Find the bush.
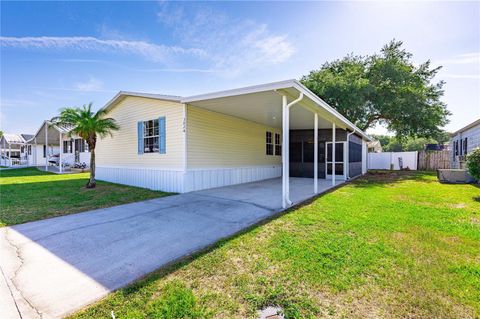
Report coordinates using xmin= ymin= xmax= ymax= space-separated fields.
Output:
xmin=466 ymin=148 xmax=480 ymax=180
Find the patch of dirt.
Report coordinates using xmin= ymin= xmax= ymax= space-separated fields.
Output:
xmin=448 ymin=203 xmax=467 ymax=209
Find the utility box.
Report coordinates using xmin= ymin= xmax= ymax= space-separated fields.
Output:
xmin=437 ymin=169 xmax=475 ymax=184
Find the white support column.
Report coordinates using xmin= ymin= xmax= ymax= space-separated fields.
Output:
xmin=59 ymin=132 xmax=63 ymax=173
xmin=314 ymin=113 xmax=318 ymax=194
xmin=2 ymin=139 xmax=5 ymax=166
xmin=72 ymin=137 xmax=76 ymax=163
xmin=45 ymin=123 xmax=48 ymax=171
xmin=34 ymin=138 xmax=37 ymax=166
xmin=282 ymin=95 xmax=289 ymax=209
xmin=8 ymin=143 xmax=12 ymax=167
xmin=332 ymin=123 xmax=336 ymax=186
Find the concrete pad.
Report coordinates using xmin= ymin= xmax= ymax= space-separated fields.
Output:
xmin=0 ymin=177 xmax=343 ymax=318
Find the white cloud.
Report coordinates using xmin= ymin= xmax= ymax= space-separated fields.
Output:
xmin=73 ymin=77 xmax=104 ymax=91
xmin=436 ymin=52 xmax=480 ymax=65
xmin=0 ymin=99 xmax=39 ymax=108
xmin=440 ymin=73 xmax=480 ymax=79
xmin=0 ymin=36 xmax=206 ymax=63
xmin=157 ymin=3 xmax=296 ymax=76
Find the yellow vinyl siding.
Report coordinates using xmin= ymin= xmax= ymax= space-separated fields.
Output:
xmin=96 ymin=96 xmax=184 ymax=169
xmin=187 ymin=105 xmax=281 ymax=168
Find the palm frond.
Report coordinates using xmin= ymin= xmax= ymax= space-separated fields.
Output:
xmin=53 ymin=103 xmax=119 ymax=143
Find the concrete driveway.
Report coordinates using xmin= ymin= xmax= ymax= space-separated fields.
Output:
xmin=0 ymin=177 xmax=342 ymax=318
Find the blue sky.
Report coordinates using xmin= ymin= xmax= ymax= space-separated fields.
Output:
xmin=1 ymin=1 xmax=479 ymax=135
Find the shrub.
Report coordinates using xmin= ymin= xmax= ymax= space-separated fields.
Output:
xmin=466 ymin=148 xmax=480 ymax=180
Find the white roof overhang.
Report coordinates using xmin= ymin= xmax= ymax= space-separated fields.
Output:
xmin=182 ymin=80 xmax=371 ymax=141
xmin=30 ymin=121 xmax=76 ymax=145
xmin=98 ymin=79 xmax=371 ymax=141
xmin=0 ymin=133 xmax=26 ymax=145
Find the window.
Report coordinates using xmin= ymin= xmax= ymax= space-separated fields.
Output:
xmin=274 ymin=133 xmax=281 ymax=156
xmin=464 ymin=138 xmax=468 ymax=155
xmin=74 ymin=139 xmax=86 ymax=153
xmin=28 ymin=145 xmax=32 ymax=155
xmin=348 ymin=142 xmax=362 ymax=163
xmin=455 ymin=140 xmax=459 ymax=156
xmin=266 ymin=131 xmax=273 ymax=155
xmin=21 ymin=146 xmax=24 ymax=153
xmin=63 ymin=140 xmax=72 ymax=153
xmin=43 ymin=145 xmax=46 ymax=158
xmin=143 ymin=119 xmax=159 ymax=153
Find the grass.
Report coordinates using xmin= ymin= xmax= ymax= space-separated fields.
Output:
xmin=71 ymin=171 xmax=480 ymax=319
xmin=0 ymin=167 xmax=170 ymax=226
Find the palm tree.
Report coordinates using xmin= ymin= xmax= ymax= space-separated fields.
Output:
xmin=53 ymin=103 xmax=119 ymax=188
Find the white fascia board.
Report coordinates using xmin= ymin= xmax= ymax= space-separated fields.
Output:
xmin=101 ymin=91 xmax=183 ymax=113
xmin=181 ymin=79 xmax=297 ymax=103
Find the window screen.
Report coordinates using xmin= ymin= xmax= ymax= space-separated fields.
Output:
xmin=274 ymin=133 xmax=281 ymax=156
xmin=266 ymin=131 xmax=273 ymax=155
xmin=349 ymin=142 xmax=362 ymax=163
xmin=144 ymin=119 xmax=159 ymax=153
xmin=327 ymin=143 xmax=344 ymax=162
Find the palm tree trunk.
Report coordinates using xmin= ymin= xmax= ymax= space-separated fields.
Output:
xmin=87 ymin=147 xmax=96 ymax=188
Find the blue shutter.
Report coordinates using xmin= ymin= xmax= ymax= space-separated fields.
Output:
xmin=137 ymin=121 xmax=144 ymax=155
xmin=159 ymin=117 xmax=166 ymax=154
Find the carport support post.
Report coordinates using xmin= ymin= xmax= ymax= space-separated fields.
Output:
xmin=59 ymin=132 xmax=63 ymax=173
xmin=282 ymin=95 xmax=289 ymax=209
xmin=314 ymin=113 xmax=318 ymax=194
xmin=332 ymin=123 xmax=336 ymax=186
xmin=45 ymin=122 xmax=48 ymax=171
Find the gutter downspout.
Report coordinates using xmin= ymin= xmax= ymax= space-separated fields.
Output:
xmin=282 ymin=92 xmax=304 ymax=208
xmin=346 ymin=129 xmax=356 ymax=180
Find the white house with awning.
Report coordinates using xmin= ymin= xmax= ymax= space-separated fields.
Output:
xmin=27 ymin=121 xmax=91 ymax=173
xmin=96 ymin=79 xmax=371 ymax=208
xmin=0 ymin=133 xmax=34 ymax=167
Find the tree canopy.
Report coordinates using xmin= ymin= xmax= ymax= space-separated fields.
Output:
xmin=52 ymin=103 xmax=119 ymax=188
xmin=370 ymin=131 xmax=449 ymax=152
xmin=301 ymin=40 xmax=450 ymax=138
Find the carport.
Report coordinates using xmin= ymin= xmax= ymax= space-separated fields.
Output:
xmin=183 ymin=80 xmax=371 ymax=208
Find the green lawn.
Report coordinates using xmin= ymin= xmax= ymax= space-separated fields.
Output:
xmin=71 ymin=171 xmax=480 ymax=319
xmin=0 ymin=167 xmax=170 ymax=226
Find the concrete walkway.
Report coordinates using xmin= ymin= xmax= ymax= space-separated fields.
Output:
xmin=0 ymin=177 xmax=343 ymax=319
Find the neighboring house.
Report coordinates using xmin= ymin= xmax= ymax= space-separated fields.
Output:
xmin=0 ymin=133 xmax=34 ymax=167
xmin=367 ymin=140 xmax=382 ymax=153
xmin=96 ymin=79 xmax=371 ymax=208
xmin=450 ymin=118 xmax=480 ymax=169
xmin=26 ymin=121 xmax=91 ymax=172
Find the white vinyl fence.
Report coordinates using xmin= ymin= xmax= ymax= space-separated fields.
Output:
xmin=368 ymin=151 xmax=418 ymax=170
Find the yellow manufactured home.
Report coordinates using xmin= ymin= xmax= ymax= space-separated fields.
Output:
xmin=96 ymin=80 xmax=371 ymax=208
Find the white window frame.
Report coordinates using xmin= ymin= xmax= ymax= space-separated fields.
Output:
xmin=143 ymin=119 xmax=160 ymax=153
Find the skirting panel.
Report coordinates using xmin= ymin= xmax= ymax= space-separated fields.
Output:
xmin=97 ymin=165 xmax=282 ymax=193
xmin=184 ymin=165 xmax=282 ymax=192
xmin=96 ymin=166 xmax=184 ymax=193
